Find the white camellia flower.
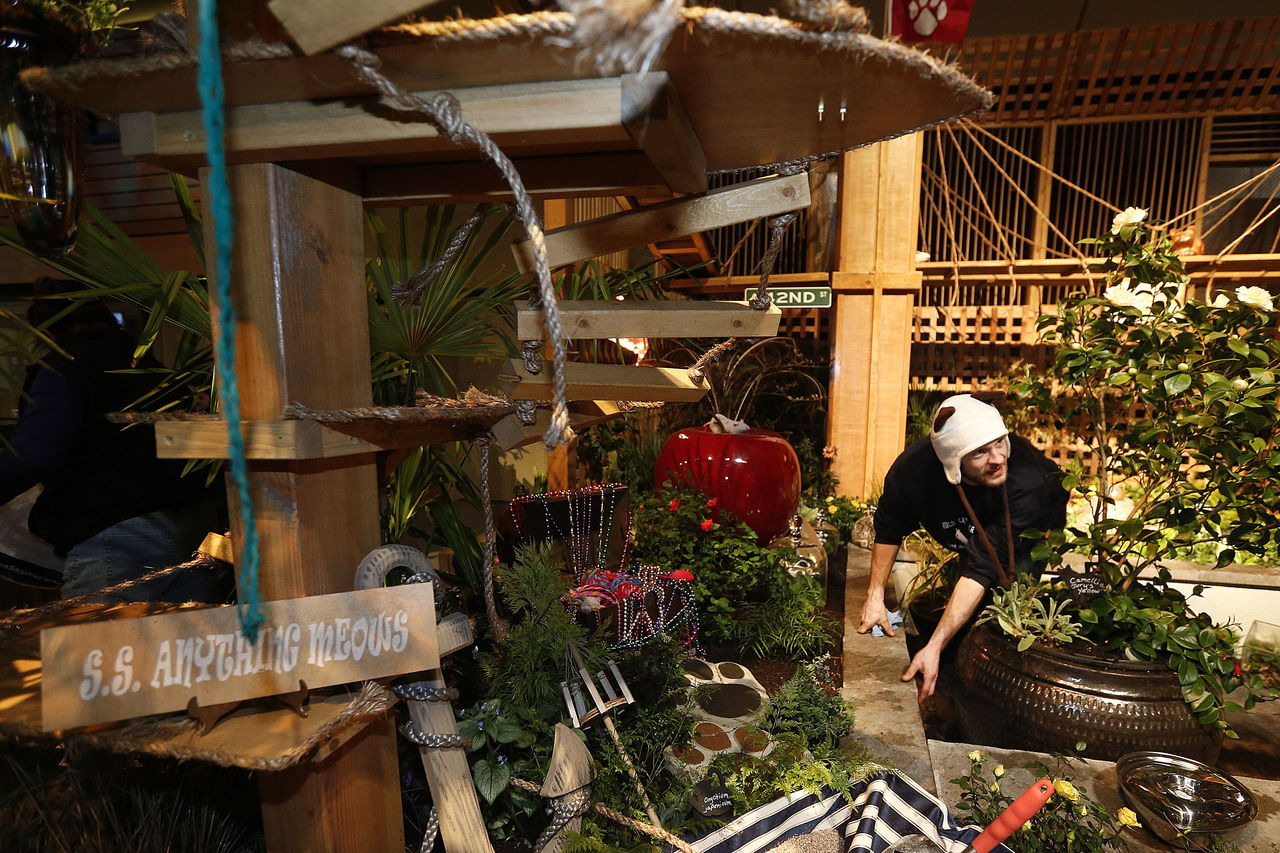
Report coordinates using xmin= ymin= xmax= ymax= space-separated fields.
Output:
xmin=1111 ymin=207 xmax=1148 ymax=234
xmin=1211 ymin=293 xmax=1231 ymax=308
xmin=1235 ymin=285 xmax=1274 ymax=312
xmin=1105 ymin=279 xmax=1154 ymax=313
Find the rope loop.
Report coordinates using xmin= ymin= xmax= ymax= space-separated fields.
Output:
xmin=399 ymin=719 xmax=470 ymax=749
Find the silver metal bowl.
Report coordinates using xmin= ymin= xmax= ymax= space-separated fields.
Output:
xmin=1116 ymin=751 xmax=1257 ymax=850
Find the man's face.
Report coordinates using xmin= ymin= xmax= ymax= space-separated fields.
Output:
xmin=960 ymin=436 xmax=1009 ymax=487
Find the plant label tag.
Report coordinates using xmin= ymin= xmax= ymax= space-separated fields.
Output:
xmin=1066 ymin=570 xmax=1107 ymax=602
xmin=40 ymin=584 xmax=436 ymax=732
xmin=691 ymin=767 xmax=734 ymax=818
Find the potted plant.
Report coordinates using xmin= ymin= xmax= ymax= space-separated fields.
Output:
xmin=0 ymin=1 xmax=124 ymax=252
xmin=954 ymin=208 xmax=1280 ymax=761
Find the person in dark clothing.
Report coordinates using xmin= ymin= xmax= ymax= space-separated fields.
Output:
xmin=857 ymin=394 xmax=1068 ymax=699
xmin=0 ymin=295 xmax=222 ymax=603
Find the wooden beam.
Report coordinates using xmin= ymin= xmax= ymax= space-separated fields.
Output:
xmin=501 ymin=360 xmax=708 ymax=403
xmin=830 ymin=271 xmax=922 ymax=293
xmin=515 ymin=299 xmax=781 ymax=341
xmin=511 ymin=172 xmax=811 ymax=273
xmin=620 ymin=73 xmax=707 ymax=195
xmin=362 ymin=151 xmax=672 ymax=205
xmin=267 ymin=0 xmax=447 ymax=55
xmin=120 ymin=77 xmax=642 ymax=173
xmin=410 ymin=670 xmax=495 ymax=852
xmin=207 ymin=162 xmax=401 ymax=852
xmin=155 ymin=419 xmax=380 ymax=460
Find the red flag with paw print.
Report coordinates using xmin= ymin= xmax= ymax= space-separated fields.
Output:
xmin=891 ymin=0 xmax=973 ymax=43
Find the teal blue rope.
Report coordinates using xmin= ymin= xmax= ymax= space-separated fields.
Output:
xmin=196 ymin=0 xmax=263 ymax=638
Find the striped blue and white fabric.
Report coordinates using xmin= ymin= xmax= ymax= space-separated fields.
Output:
xmin=677 ymin=771 xmax=1015 ymax=853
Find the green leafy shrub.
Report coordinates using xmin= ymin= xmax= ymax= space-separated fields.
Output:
xmin=978 ymin=580 xmax=1083 ymax=651
xmin=760 ymin=663 xmax=856 ymax=752
xmin=995 ymin=210 xmax=1280 ymax=731
xmin=632 ymin=484 xmax=829 ymax=652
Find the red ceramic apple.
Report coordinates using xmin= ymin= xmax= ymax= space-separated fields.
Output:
xmin=655 ymin=427 xmax=801 ymax=543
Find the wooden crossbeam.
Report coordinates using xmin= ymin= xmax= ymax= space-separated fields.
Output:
xmin=267 ymin=0 xmax=448 ymax=55
xmin=500 ymin=360 xmax=708 ymax=403
xmin=516 ymin=299 xmax=781 ymax=341
xmin=153 ymin=416 xmax=497 ymax=460
xmin=511 ymin=172 xmax=810 ymax=273
xmin=119 ymin=72 xmax=706 ymax=196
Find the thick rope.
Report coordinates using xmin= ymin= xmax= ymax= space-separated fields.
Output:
xmin=395 ymin=205 xmax=489 ymax=305
xmin=0 ymin=555 xmax=222 ymax=634
xmin=477 ymin=435 xmax=511 ymax=641
xmin=509 ymin=777 xmax=698 ymax=853
xmin=394 ymin=684 xmax=459 ymax=702
xmin=197 ymin=0 xmax=262 ymax=638
xmin=335 ymin=45 xmax=572 ymax=450
xmin=686 ymin=337 xmax=741 ymax=384
xmin=417 ymin=808 xmax=440 ymax=853
xmin=399 ymin=720 xmax=470 ymax=749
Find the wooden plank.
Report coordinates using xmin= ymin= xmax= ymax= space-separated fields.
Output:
xmin=620 ymin=73 xmax=707 ymax=195
xmin=410 ymin=670 xmax=496 ymax=853
xmin=155 ymin=419 xmax=381 ymax=460
xmin=120 ymin=77 xmax=643 ymax=172
xmin=515 ymin=299 xmax=781 ymax=340
xmin=21 ymin=17 xmax=990 ymax=173
xmin=267 ymin=0 xmax=448 ymax=55
xmin=208 ymin=162 xmax=401 ymax=852
xmin=362 ymin=151 xmax=673 ymax=205
xmin=511 ymin=172 xmax=810 ymax=273
xmin=40 ymin=584 xmax=436 ymax=731
xmin=501 ymin=360 xmax=708 ymax=403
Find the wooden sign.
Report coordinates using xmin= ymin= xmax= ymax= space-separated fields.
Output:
xmin=40 ymin=585 xmax=437 ymax=732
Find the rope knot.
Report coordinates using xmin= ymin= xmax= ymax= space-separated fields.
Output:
xmin=426 ymin=91 xmax=468 ymax=142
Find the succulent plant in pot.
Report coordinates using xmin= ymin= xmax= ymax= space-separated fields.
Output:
xmin=955 ymin=209 xmax=1280 ymax=760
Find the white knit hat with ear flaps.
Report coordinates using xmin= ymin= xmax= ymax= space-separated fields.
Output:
xmin=929 ymin=394 xmax=1010 ymax=485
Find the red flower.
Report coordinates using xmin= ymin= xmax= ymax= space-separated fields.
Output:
xmin=1234 ymin=662 xmax=1243 ymax=677
xmin=668 ymin=499 xmax=680 ymax=511
xmin=706 ymin=497 xmax=719 ymax=508
xmin=669 ymin=569 xmax=694 ymax=581
xmin=699 ymin=518 xmax=714 ymax=531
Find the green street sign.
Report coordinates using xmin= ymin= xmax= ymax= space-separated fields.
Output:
xmin=742 ymin=286 xmax=832 ymax=309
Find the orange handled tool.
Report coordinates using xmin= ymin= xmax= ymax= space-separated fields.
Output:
xmin=970 ymin=778 xmax=1054 ymax=853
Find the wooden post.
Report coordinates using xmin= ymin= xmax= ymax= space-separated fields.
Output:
xmin=543 ymin=199 xmax=575 ymax=491
xmin=827 ymin=136 xmax=923 ymax=498
xmin=205 ymin=162 xmax=404 ymax=852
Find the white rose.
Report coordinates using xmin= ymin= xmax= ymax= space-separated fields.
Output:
xmin=1111 ymin=207 xmax=1148 ymax=234
xmin=1235 ymin=286 xmax=1274 ymax=312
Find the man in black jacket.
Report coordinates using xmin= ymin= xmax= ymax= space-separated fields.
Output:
xmin=856 ymin=394 xmax=1067 ymax=699
xmin=0 ymin=295 xmax=222 ymax=603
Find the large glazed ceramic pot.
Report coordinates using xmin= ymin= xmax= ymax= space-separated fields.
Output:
xmin=654 ymin=426 xmax=801 ymax=543
xmin=0 ymin=4 xmax=83 ymax=253
xmin=955 ymin=624 xmax=1222 ymax=763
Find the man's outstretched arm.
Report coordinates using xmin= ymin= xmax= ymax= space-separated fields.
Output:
xmin=901 ymin=576 xmax=987 ymax=700
xmin=857 ymin=542 xmax=901 ymax=636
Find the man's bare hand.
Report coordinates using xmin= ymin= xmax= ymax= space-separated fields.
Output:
xmin=902 ymin=644 xmax=942 ymax=700
xmin=857 ymin=597 xmax=895 ymax=636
